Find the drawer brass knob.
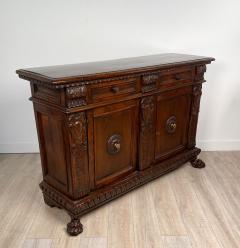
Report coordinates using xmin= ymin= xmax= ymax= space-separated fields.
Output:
xmin=174 ymin=74 xmax=182 ymax=80
xmin=111 ymin=86 xmax=120 ymax=93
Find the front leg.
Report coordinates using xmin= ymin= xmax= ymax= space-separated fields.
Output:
xmin=67 ymin=216 xmax=83 ymax=236
xmin=190 ymin=157 xmax=205 ymax=169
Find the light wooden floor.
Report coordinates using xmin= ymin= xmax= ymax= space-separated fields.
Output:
xmin=0 ymin=152 xmax=240 ymax=248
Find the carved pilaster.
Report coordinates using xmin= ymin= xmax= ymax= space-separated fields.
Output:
xmin=66 ymin=86 xmax=87 ymax=108
xmin=188 ymin=85 xmax=202 ymax=148
xmin=139 ymin=96 xmax=156 ymax=170
xmin=68 ymin=112 xmax=89 ymax=198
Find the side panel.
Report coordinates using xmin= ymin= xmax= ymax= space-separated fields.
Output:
xmin=34 ymin=104 xmax=69 ymax=194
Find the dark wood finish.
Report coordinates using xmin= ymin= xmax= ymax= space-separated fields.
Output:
xmin=155 ymin=87 xmax=192 ymax=161
xmin=16 ymin=53 xmax=214 ymax=236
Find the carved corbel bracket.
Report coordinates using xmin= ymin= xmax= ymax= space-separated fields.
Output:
xmin=195 ymin=65 xmax=206 ymax=82
xmin=142 ymin=74 xmax=158 ymax=92
xmin=66 ymin=86 xmax=87 ymax=108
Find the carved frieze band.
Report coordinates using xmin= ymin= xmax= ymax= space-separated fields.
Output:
xmin=66 ymin=86 xmax=87 ymax=108
xmin=139 ymin=96 xmax=156 ymax=169
xmin=188 ymin=85 xmax=202 ymax=148
xmin=68 ymin=112 xmax=89 ymax=198
xmin=40 ymin=147 xmax=201 ymax=217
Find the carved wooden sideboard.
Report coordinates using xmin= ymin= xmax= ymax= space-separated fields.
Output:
xmin=16 ymin=53 xmax=214 ymax=235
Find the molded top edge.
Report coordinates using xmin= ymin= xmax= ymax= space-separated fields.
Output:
xmin=16 ymin=53 xmax=215 ymax=84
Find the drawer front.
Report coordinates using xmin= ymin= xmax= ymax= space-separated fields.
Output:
xmin=90 ymin=78 xmax=138 ymax=103
xmin=92 ymin=100 xmax=138 ymax=188
xmin=159 ymin=67 xmax=194 ymax=87
xmin=154 ymin=87 xmax=192 ymax=161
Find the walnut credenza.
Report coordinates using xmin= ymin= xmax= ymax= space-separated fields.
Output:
xmin=17 ymin=53 xmax=214 ymax=235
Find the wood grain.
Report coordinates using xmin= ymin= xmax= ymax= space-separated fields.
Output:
xmin=16 ymin=54 xmax=214 ymax=235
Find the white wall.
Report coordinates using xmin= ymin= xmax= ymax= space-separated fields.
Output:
xmin=0 ymin=0 xmax=240 ymax=153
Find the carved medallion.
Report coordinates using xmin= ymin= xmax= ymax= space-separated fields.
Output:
xmin=166 ymin=116 xmax=177 ymax=134
xmin=107 ymin=134 xmax=122 ymax=155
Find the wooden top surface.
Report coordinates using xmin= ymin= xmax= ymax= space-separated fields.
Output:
xmin=16 ymin=53 xmax=214 ymax=85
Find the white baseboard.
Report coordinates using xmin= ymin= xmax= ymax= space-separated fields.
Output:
xmin=0 ymin=143 xmax=39 ymax=153
xmin=0 ymin=140 xmax=239 ymax=153
xmin=197 ymin=140 xmax=240 ymax=151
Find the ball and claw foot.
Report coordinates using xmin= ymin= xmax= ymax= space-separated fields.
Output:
xmin=67 ymin=218 xmax=83 ymax=236
xmin=191 ymin=158 xmax=205 ymax=169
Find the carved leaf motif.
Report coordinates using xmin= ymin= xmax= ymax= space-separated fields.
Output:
xmin=68 ymin=112 xmax=89 ymax=198
xmin=139 ymin=96 xmax=155 ymax=169
xmin=140 ymin=96 xmax=155 ymax=132
xmin=192 ymin=85 xmax=202 ymax=115
xmin=188 ymin=85 xmax=202 ymax=148
xmin=68 ymin=112 xmax=87 ymax=149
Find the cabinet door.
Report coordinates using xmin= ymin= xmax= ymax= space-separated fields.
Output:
xmin=155 ymin=87 xmax=191 ymax=161
xmin=93 ymin=100 xmax=138 ymax=188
